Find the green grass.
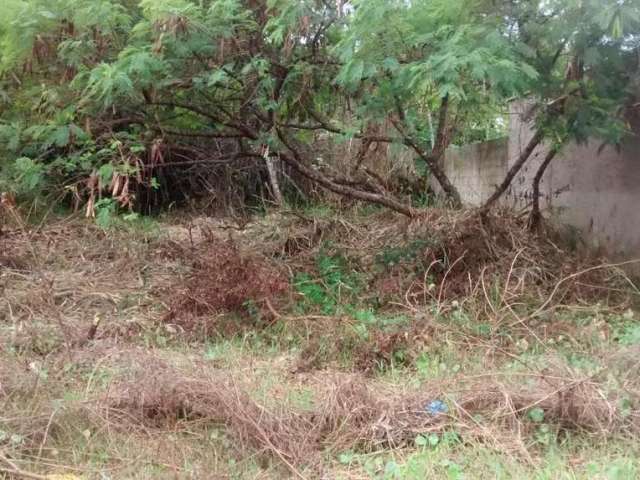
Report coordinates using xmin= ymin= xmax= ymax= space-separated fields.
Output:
xmin=333 ymin=437 xmax=640 ymax=480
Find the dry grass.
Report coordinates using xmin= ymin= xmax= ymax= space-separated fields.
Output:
xmin=0 ymin=217 xmax=183 ymax=354
xmin=0 ymin=207 xmax=639 ymax=478
xmin=6 ymin=341 xmax=637 ymax=477
xmin=86 ymin=350 xmax=640 ymax=477
xmin=237 ymin=207 xmax=635 ymax=310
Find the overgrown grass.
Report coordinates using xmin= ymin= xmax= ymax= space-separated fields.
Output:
xmin=1 ymin=207 xmax=639 ymax=479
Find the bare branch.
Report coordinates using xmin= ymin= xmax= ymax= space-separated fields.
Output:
xmin=276 ymin=128 xmax=414 ymax=217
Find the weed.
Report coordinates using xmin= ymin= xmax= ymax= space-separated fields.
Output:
xmin=294 ymin=248 xmax=363 ymax=314
xmin=613 ymin=319 xmax=640 ymax=346
xmin=95 ymin=198 xmax=118 ymax=228
xmin=376 ymin=239 xmax=432 ymax=270
xmin=294 ymin=272 xmax=337 ymax=313
xmin=302 ymin=203 xmax=338 ymax=218
xmin=336 ymin=438 xmax=640 ymax=480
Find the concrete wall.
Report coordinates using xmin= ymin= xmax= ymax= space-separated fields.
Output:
xmin=440 ymin=103 xmax=640 ymax=265
xmin=442 ymin=139 xmax=508 ymax=205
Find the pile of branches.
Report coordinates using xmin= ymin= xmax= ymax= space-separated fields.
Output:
xmin=162 ymin=236 xmax=290 ymax=336
xmin=234 ymin=208 xmax=636 ymax=309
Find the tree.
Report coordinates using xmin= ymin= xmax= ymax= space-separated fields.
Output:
xmin=480 ymin=0 xmax=640 ymax=227
xmin=0 ymin=0 xmax=539 ymax=216
xmin=331 ymin=0 xmax=537 ymax=207
xmin=0 ymin=0 xmax=421 ymax=215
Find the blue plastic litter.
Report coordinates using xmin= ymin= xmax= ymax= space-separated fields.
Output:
xmin=425 ymin=400 xmax=448 ymax=416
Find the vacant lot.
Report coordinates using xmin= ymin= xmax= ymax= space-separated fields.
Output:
xmin=1 ymin=207 xmax=639 ymax=479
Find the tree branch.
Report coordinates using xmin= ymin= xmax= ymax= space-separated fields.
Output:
xmin=432 ymin=94 xmax=451 ymax=159
xmin=276 ymin=128 xmax=414 ymax=217
xmin=528 ymin=147 xmax=558 ymax=231
xmin=389 ymin=117 xmax=462 ymax=207
xmin=148 ymin=101 xmax=257 ymax=139
xmin=304 ymin=108 xmax=395 ymax=143
xmin=481 ymin=128 xmax=545 ymax=214
xmin=160 ymin=128 xmax=250 ymax=139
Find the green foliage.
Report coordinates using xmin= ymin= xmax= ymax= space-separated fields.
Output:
xmin=294 ymin=249 xmax=362 ymax=314
xmin=351 ymin=309 xmax=410 ymax=341
xmin=94 ymin=198 xmax=117 ymax=228
xmin=376 ymin=239 xmax=432 ymax=269
xmin=335 ymin=0 xmax=536 ymax=148
xmin=504 ymin=0 xmax=640 ymax=150
xmin=0 ymin=0 xmax=131 ymax=71
xmin=527 ymin=407 xmax=546 ymax=424
xmin=10 ymin=157 xmax=45 ymax=193
xmin=0 ymin=0 xmax=638 ymax=217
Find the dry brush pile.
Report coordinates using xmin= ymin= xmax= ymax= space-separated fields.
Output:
xmin=161 ymin=237 xmax=290 ymax=337
xmin=1 ymin=345 xmax=639 ymax=478
xmin=148 ymin=207 xmax=640 ymax=379
xmin=231 ymin=207 xmax=635 ymax=310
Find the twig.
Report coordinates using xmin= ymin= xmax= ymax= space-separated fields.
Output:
xmin=436 ymin=253 xmax=467 ymax=312
xmin=228 ymin=381 xmax=309 ymax=480
xmin=0 ymin=451 xmax=49 ymax=480
xmin=531 ymin=260 xmax=640 ymax=319
xmin=37 ymin=409 xmax=57 ymax=460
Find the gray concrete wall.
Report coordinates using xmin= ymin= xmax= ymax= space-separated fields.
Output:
xmin=442 ymin=139 xmax=508 ymax=205
xmin=441 ymin=103 xmax=640 ymax=266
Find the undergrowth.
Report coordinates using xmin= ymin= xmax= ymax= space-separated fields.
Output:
xmin=293 ymin=248 xmax=364 ymax=315
xmin=1 ymin=207 xmax=639 ymax=479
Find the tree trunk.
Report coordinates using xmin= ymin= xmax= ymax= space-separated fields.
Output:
xmin=423 ymin=154 xmax=462 ymax=208
xmin=391 ymin=95 xmax=463 ymax=208
xmin=480 ymin=128 xmax=544 ymax=215
xmin=423 ymin=95 xmax=462 ymax=207
xmin=264 ymin=153 xmax=284 ymax=206
xmin=397 ymin=133 xmax=463 ymax=207
xmin=528 ymin=148 xmax=558 ymax=231
xmin=276 ymin=129 xmax=414 ymax=217
xmin=391 ymin=129 xmax=463 ymax=208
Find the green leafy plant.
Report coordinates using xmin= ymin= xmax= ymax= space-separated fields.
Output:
xmin=415 ymin=433 xmax=440 ymax=448
xmin=527 ymin=407 xmax=546 ymax=424
xmin=11 ymin=157 xmax=45 ymax=193
xmin=94 ymin=198 xmax=117 ymax=229
xmin=294 ymin=250 xmax=362 ymax=314
xmin=612 ymin=310 xmax=640 ymax=345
